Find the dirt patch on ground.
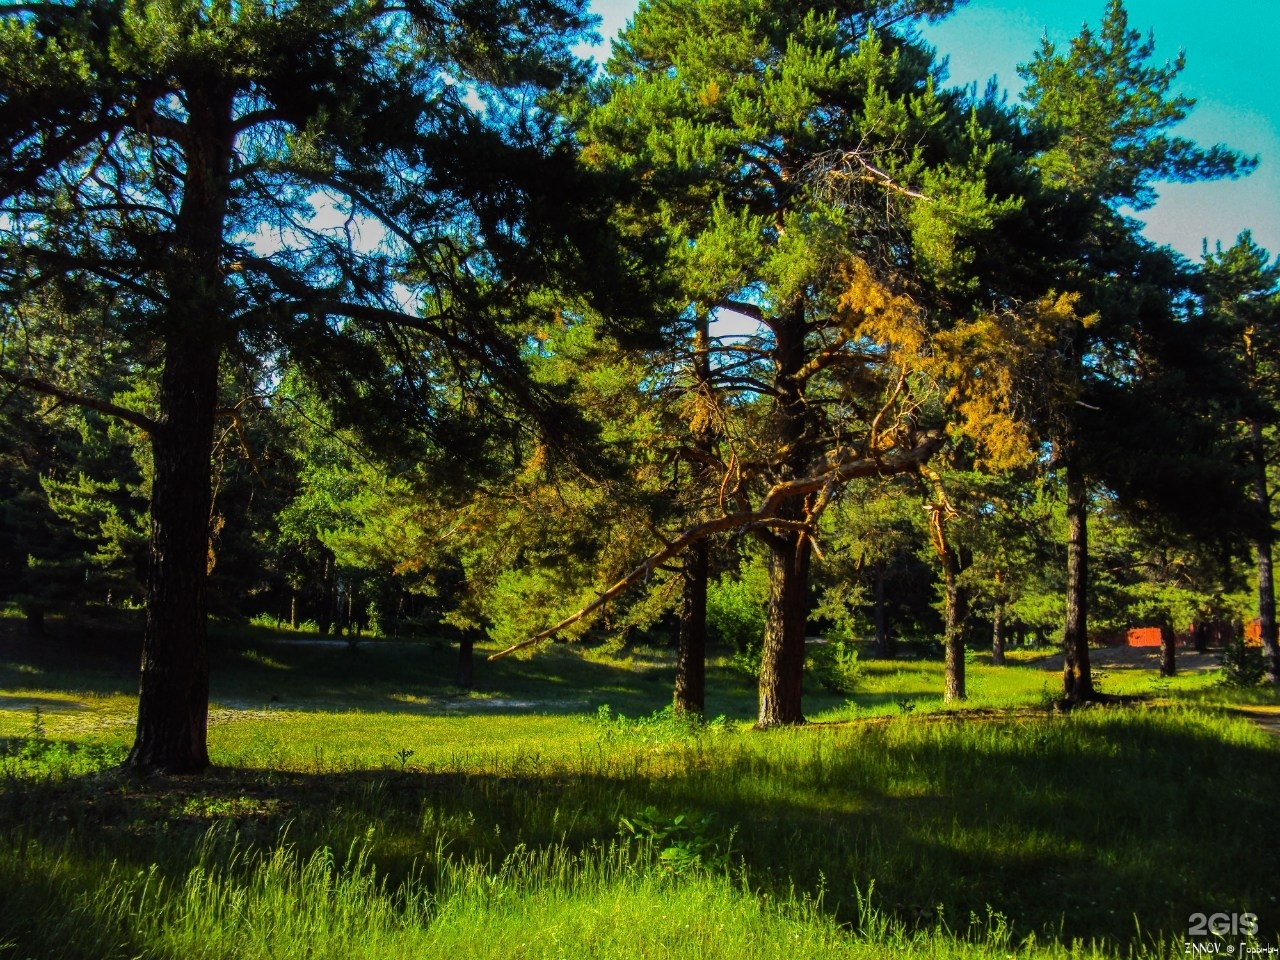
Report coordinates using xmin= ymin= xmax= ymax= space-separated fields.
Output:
xmin=0 ymin=694 xmax=90 ymax=713
xmin=1235 ymin=706 xmax=1280 ymax=737
xmin=1032 ymin=646 xmax=1222 ymax=672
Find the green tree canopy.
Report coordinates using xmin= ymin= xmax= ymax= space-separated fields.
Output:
xmin=0 ymin=0 xmax=640 ymax=771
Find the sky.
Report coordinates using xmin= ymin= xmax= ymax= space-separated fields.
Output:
xmin=584 ymin=0 xmax=1280 ymax=262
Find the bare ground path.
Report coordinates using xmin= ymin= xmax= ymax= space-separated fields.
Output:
xmin=1235 ymin=705 xmax=1280 ymax=737
xmin=1032 ymin=645 xmax=1223 ymax=672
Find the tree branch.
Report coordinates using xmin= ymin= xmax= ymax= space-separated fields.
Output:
xmin=0 ymin=368 xmax=158 ymax=433
xmin=488 ymin=431 xmax=945 ymax=660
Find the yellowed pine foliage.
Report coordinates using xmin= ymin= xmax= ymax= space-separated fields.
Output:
xmin=835 ymin=259 xmax=1094 ymax=470
xmin=934 ymin=291 xmax=1094 ymax=470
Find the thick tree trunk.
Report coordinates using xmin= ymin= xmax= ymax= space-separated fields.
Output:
xmin=1062 ymin=454 xmax=1094 ymax=702
xmin=991 ymin=600 xmax=1006 ymax=666
xmin=757 ymin=529 xmax=810 ymax=726
xmin=126 ymin=89 xmax=232 ymax=774
xmin=872 ymin=561 xmax=892 ymax=659
xmin=126 ymin=338 xmax=220 ymax=773
xmin=674 ymin=541 xmax=708 ymax=716
xmin=1192 ymin=621 xmax=1208 ymax=654
xmin=756 ymin=305 xmax=810 ymax=727
xmin=1249 ymin=420 xmax=1280 ymax=685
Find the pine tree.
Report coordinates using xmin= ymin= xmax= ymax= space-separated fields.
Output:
xmin=1202 ymin=232 xmax=1280 ymax=685
xmin=578 ymin=0 xmax=1028 ymax=724
xmin=0 ymin=0 xmax=628 ymax=771
xmin=1017 ymin=0 xmax=1255 ymax=703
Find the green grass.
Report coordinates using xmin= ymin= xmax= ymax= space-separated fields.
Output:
xmin=1 ymin=612 xmax=1277 ymax=958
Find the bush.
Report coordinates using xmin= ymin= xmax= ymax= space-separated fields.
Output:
xmin=1220 ymin=636 xmax=1265 ymax=687
xmin=706 ymin=559 xmax=769 ymax=658
xmin=806 ymin=640 xmax=861 ymax=694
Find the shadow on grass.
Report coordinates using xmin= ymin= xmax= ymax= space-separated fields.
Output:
xmin=2 ymin=708 xmax=1275 ymax=954
xmin=2 ymin=615 xmax=754 ymax=718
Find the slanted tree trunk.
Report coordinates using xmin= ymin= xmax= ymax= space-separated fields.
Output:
xmin=872 ymin=561 xmax=892 ymax=659
xmin=674 ymin=541 xmax=708 ymax=716
xmin=1062 ymin=453 xmax=1094 ymax=702
xmin=758 ymin=526 xmax=810 ymax=726
xmin=1249 ymin=420 xmax=1280 ymax=685
xmin=127 ymin=337 xmax=220 ymax=773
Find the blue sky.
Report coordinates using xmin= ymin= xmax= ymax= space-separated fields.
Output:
xmin=584 ymin=0 xmax=1280 ymax=262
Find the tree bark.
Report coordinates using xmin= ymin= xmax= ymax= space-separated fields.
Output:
xmin=1192 ymin=620 xmax=1208 ymax=654
xmin=126 ymin=337 xmax=219 ymax=773
xmin=1062 ymin=453 xmax=1094 ymax=702
xmin=1249 ymin=420 xmax=1280 ymax=685
xmin=872 ymin=561 xmax=892 ymax=659
xmin=126 ymin=86 xmax=233 ymax=774
xmin=757 ymin=527 xmax=810 ymax=726
xmin=675 ymin=313 xmax=713 ymax=717
xmin=457 ymin=633 xmax=474 ymax=688
xmin=1159 ymin=621 xmax=1176 ymax=678
xmin=317 ymin=551 xmax=335 ymax=636
xmin=942 ymin=546 xmax=965 ymax=703
xmin=756 ymin=306 xmax=810 ymax=727
xmin=674 ymin=541 xmax=708 ymax=716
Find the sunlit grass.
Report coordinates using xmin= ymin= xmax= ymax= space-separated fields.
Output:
xmin=1 ymin=615 xmax=1277 ymax=958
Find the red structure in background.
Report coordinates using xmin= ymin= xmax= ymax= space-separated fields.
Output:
xmin=1106 ymin=622 xmax=1245 ymax=648
xmin=1126 ymin=627 xmax=1163 ymax=647
xmin=1245 ymin=620 xmax=1264 ymax=646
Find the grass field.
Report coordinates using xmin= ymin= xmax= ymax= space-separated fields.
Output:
xmin=1 ymin=612 xmax=1277 ymax=959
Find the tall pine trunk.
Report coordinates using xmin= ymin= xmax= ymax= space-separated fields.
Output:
xmin=757 ymin=526 xmax=810 ymax=726
xmin=941 ymin=537 xmax=964 ymax=703
xmin=127 ymin=338 xmax=219 ymax=773
xmin=872 ymin=561 xmax=892 ymax=659
xmin=126 ymin=90 xmax=232 ymax=773
xmin=1249 ymin=420 xmax=1280 ymax=685
xmin=675 ymin=315 xmax=713 ymax=716
xmin=674 ymin=541 xmax=708 ymax=716
xmin=1062 ymin=453 xmax=1094 ymax=702
xmin=756 ymin=307 xmax=810 ymax=727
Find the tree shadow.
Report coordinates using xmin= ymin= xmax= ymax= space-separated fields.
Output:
xmin=2 ymin=709 xmax=1274 ymax=953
